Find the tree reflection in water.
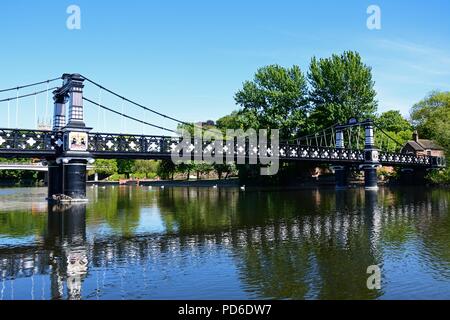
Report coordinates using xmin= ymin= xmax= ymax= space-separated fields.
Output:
xmin=0 ymin=186 xmax=450 ymax=299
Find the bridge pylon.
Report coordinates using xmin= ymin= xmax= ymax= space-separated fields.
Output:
xmin=332 ymin=126 xmax=349 ymax=189
xmin=360 ymin=119 xmax=380 ymax=190
xmin=47 ymin=74 xmax=94 ymax=202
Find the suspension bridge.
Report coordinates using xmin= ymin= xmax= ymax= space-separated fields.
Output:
xmin=0 ymin=73 xmax=446 ymax=201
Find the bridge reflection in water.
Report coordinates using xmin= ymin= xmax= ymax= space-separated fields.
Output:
xmin=1 ymin=187 xmax=450 ymax=299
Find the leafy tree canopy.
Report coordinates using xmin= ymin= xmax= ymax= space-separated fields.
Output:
xmin=94 ymin=159 xmax=118 ymax=176
xmin=376 ymin=110 xmax=412 ymax=133
xmin=411 ymin=91 xmax=450 ymax=151
xmin=234 ymin=64 xmax=309 ymax=139
xmin=308 ymin=51 xmax=378 ymax=130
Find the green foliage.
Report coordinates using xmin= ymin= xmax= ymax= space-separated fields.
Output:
xmin=376 ymin=110 xmax=412 ymax=133
xmin=157 ymin=159 xmax=176 ymax=180
xmin=94 ymin=159 xmax=118 ymax=176
xmin=193 ymin=162 xmax=214 ymax=179
xmin=0 ymin=158 xmax=40 ymax=184
xmin=234 ymin=64 xmax=309 ymax=139
xmin=410 ymin=91 xmax=450 ymax=184
xmin=427 ymin=169 xmax=450 ymax=185
xmin=117 ymin=159 xmax=135 ymax=178
xmin=176 ymin=162 xmax=194 ymax=179
xmin=132 ymin=160 xmax=159 ymax=178
xmin=216 ymin=111 xmax=246 ymax=131
xmin=107 ymin=173 xmax=127 ymax=181
xmin=308 ymin=51 xmax=378 ymax=130
xmin=375 ymin=129 xmax=413 ymax=152
xmin=213 ymin=163 xmax=235 ymax=179
xmin=411 ymin=91 xmax=450 ymax=152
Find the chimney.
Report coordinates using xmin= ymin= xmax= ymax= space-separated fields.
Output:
xmin=413 ymin=131 xmax=419 ymax=142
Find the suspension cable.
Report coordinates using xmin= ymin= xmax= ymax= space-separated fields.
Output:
xmin=80 ymin=75 xmax=196 ymax=128
xmin=379 ymin=132 xmax=383 ymax=151
xmin=15 ymin=89 xmax=19 ymax=128
xmin=357 ymin=126 xmax=361 ymax=149
xmin=120 ymin=98 xmax=125 ymax=133
xmin=45 ymin=81 xmax=49 ymax=123
xmin=331 ymin=128 xmax=335 ymax=147
xmin=34 ymin=93 xmax=38 ymax=128
xmin=286 ymin=124 xmax=337 ymax=145
xmin=373 ymin=123 xmax=404 ymax=147
xmin=348 ymin=127 xmax=352 ymax=148
xmin=97 ymin=88 xmax=102 ymax=131
xmin=7 ymin=100 xmax=10 ymax=128
xmin=0 ymin=77 xmax=60 ymax=93
xmin=0 ymin=87 xmax=59 ymax=103
xmin=83 ymin=97 xmax=178 ymax=134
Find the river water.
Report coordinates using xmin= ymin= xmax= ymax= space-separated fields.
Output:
xmin=0 ymin=186 xmax=449 ymax=300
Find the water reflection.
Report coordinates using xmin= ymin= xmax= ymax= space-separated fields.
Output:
xmin=0 ymin=186 xmax=450 ymax=299
xmin=47 ymin=204 xmax=88 ymax=300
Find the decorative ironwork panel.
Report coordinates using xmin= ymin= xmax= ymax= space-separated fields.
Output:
xmin=0 ymin=129 xmax=62 ymax=153
xmin=87 ymin=133 xmax=182 ymax=155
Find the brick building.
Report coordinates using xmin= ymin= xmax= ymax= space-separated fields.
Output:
xmin=402 ymin=131 xmax=445 ymax=157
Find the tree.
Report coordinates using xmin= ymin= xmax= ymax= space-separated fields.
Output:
xmin=132 ymin=160 xmax=159 ymax=178
xmin=94 ymin=159 xmax=118 ymax=176
xmin=213 ymin=163 xmax=235 ymax=180
xmin=193 ymin=162 xmax=213 ymax=180
xmin=117 ymin=159 xmax=135 ymax=179
xmin=157 ymin=159 xmax=176 ymax=180
xmin=216 ymin=111 xmax=246 ymax=131
xmin=308 ymin=51 xmax=378 ymax=130
xmin=234 ymin=64 xmax=309 ymax=139
xmin=411 ymin=91 xmax=450 ymax=184
xmin=374 ymin=111 xmax=413 ymax=152
xmin=176 ymin=162 xmax=194 ymax=180
xmin=411 ymin=91 xmax=450 ymax=151
xmin=376 ymin=110 xmax=412 ymax=133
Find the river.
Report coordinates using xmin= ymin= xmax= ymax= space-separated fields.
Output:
xmin=0 ymin=186 xmax=449 ymax=300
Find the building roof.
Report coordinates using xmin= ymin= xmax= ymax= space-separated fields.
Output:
xmin=404 ymin=139 xmax=444 ymax=151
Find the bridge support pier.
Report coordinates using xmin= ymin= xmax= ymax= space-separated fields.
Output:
xmin=63 ymin=159 xmax=88 ymax=200
xmin=362 ymin=165 xmax=379 ymax=190
xmin=333 ymin=166 xmax=349 ymax=189
xmin=47 ymin=159 xmax=89 ymax=201
xmin=47 ymin=161 xmax=64 ymax=199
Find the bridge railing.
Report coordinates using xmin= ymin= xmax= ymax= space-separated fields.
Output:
xmin=0 ymin=129 xmax=446 ymax=168
xmin=0 ymin=129 xmax=62 ymax=154
xmin=278 ymin=144 xmax=365 ymax=162
xmin=87 ymin=133 xmax=180 ymax=154
xmin=380 ymin=151 xmax=431 ymax=166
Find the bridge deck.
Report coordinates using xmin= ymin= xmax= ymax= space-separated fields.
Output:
xmin=0 ymin=128 xmax=446 ymax=168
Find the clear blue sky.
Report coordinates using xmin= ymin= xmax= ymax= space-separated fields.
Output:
xmin=1 ymin=0 xmax=449 ymax=135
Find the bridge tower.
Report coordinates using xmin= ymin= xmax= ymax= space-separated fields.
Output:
xmin=47 ymin=74 xmax=93 ymax=202
xmin=360 ymin=119 xmax=380 ymax=190
xmin=333 ymin=126 xmax=349 ymax=189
